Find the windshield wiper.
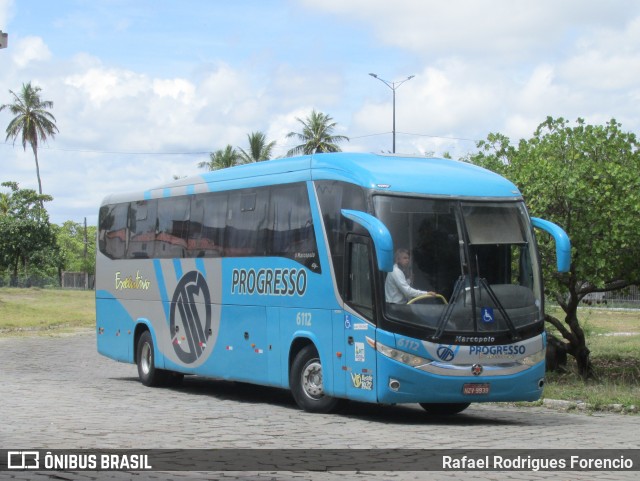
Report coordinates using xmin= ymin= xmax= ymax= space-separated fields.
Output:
xmin=431 ymin=276 xmax=465 ymax=341
xmin=430 ymin=276 xmax=521 ymax=342
xmin=478 ymin=278 xmax=520 ymax=341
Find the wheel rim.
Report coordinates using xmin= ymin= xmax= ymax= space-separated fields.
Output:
xmin=301 ymin=359 xmax=324 ymax=400
xmin=140 ymin=342 xmax=152 ymax=376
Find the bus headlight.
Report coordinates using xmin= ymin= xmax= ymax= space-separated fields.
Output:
xmin=518 ymin=348 xmax=546 ymax=366
xmin=366 ymin=337 xmax=432 ymax=368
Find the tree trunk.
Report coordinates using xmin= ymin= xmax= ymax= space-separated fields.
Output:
xmin=32 ymin=145 xmax=45 ymax=210
xmin=32 ymin=146 xmax=43 ymax=195
xmin=10 ymin=256 xmax=19 ymax=286
xmin=546 ymin=293 xmax=594 ymax=379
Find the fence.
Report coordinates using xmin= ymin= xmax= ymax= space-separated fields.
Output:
xmin=61 ymin=271 xmax=95 ymax=290
xmin=0 ymin=276 xmax=60 ymax=288
xmin=0 ymin=273 xmax=95 ymax=289
xmin=583 ymin=285 xmax=640 ymax=307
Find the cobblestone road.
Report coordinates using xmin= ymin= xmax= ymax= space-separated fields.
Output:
xmin=1 ymin=331 xmax=638 ymax=480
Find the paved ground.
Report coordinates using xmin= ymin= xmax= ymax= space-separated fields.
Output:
xmin=0 ymin=330 xmax=638 ymax=480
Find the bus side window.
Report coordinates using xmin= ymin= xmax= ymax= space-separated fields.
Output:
xmin=127 ymin=200 xmax=157 ymax=259
xmin=188 ymin=192 xmax=227 ymax=258
xmin=269 ymin=183 xmax=320 ymax=271
xmin=99 ymin=203 xmax=129 ymax=259
xmin=156 ymin=197 xmax=189 ymax=258
xmin=226 ymin=188 xmax=269 ymax=257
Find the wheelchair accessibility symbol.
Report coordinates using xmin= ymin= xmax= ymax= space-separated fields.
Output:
xmin=481 ymin=307 xmax=495 ymax=323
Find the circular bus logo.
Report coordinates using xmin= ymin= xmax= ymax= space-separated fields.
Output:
xmin=170 ymin=270 xmax=211 ymax=364
xmin=437 ymin=345 xmax=455 ymax=362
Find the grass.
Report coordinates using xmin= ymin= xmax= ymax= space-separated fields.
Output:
xmin=543 ymin=306 xmax=640 ymax=412
xmin=0 ymin=288 xmax=638 ymax=412
xmin=0 ymin=287 xmax=95 ymax=335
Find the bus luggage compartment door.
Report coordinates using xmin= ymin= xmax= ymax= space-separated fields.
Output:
xmin=215 ymin=305 xmax=268 ymax=383
xmin=96 ymin=296 xmax=133 ymax=363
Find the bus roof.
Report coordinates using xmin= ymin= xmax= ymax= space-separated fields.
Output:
xmin=101 ymin=153 xmax=522 ymax=205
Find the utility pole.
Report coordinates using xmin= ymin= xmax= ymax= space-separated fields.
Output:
xmin=84 ymin=217 xmax=88 ymax=289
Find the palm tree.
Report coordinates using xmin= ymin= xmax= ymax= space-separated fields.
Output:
xmin=238 ymin=131 xmax=276 ymax=163
xmin=286 ymin=110 xmax=349 ymax=156
xmin=198 ymin=145 xmax=241 ymax=171
xmin=1 ymin=82 xmax=59 ymax=196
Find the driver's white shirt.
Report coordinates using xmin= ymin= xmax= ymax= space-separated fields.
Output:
xmin=385 ymin=264 xmax=426 ymax=303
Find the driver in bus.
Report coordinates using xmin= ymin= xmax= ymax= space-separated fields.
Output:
xmin=385 ymin=248 xmax=435 ymax=304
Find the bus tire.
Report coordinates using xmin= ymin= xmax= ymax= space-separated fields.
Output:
xmin=136 ymin=330 xmax=168 ymax=387
xmin=419 ymin=402 xmax=470 ymax=415
xmin=290 ymin=345 xmax=342 ymax=413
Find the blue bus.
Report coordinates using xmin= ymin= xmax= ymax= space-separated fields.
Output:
xmin=96 ymin=152 xmax=570 ymax=414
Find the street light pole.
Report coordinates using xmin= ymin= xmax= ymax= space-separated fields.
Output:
xmin=369 ymin=73 xmax=414 ymax=153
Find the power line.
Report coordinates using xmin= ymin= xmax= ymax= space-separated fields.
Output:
xmin=348 ymin=132 xmax=392 ymax=140
xmin=51 ymin=148 xmax=210 ymax=155
xmin=396 ymin=131 xmax=480 ymax=143
xmin=0 ymin=141 xmax=210 ymax=156
xmin=1 ymin=130 xmax=481 ymax=156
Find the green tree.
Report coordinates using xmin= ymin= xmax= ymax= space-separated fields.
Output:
xmin=469 ymin=118 xmax=640 ymax=378
xmin=0 ymin=190 xmax=10 ymax=215
xmin=198 ymin=145 xmax=242 ymax=171
xmin=55 ymin=220 xmax=96 ymax=274
xmin=286 ymin=110 xmax=349 ymax=156
xmin=1 ymin=82 xmax=59 ymax=197
xmin=0 ymin=181 xmax=55 ymax=281
xmin=239 ymin=131 xmax=276 ymax=163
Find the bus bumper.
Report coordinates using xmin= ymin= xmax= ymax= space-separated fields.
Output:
xmin=376 ymin=354 xmax=545 ymax=404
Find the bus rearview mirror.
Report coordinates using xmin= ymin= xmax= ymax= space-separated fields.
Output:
xmin=341 ymin=209 xmax=394 ymax=272
xmin=531 ymin=217 xmax=571 ymax=273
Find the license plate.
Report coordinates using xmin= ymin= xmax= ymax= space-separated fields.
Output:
xmin=463 ymin=383 xmax=490 ymax=395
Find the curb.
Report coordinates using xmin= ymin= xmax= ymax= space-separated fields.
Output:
xmin=543 ymin=398 xmax=639 ymax=414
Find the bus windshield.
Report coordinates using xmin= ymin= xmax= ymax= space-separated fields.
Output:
xmin=374 ymin=196 xmax=542 ymax=343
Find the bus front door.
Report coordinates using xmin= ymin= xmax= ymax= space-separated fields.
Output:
xmin=343 ymin=236 xmax=377 ymax=402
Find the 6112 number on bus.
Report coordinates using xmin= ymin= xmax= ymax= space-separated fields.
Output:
xmin=296 ymin=312 xmax=312 ymax=326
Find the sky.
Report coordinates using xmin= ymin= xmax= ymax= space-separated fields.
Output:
xmin=1 ymin=0 xmax=640 ymax=225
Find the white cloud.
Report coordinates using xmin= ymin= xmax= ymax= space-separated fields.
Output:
xmin=10 ymin=36 xmax=51 ymax=68
xmin=559 ymin=17 xmax=640 ymax=91
xmin=152 ymin=78 xmax=195 ymax=101
xmin=65 ymin=67 xmax=148 ymax=106
xmin=0 ymin=0 xmax=13 ymax=27
xmin=56 ymin=60 xmax=253 ymax=155
xmin=300 ymin=0 xmax=637 ymax=61
xmin=270 ymin=65 xmax=344 ymax=111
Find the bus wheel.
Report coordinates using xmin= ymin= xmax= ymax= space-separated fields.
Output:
xmin=137 ymin=331 xmax=167 ymax=387
xmin=419 ymin=402 xmax=470 ymax=415
xmin=290 ymin=345 xmax=341 ymax=413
